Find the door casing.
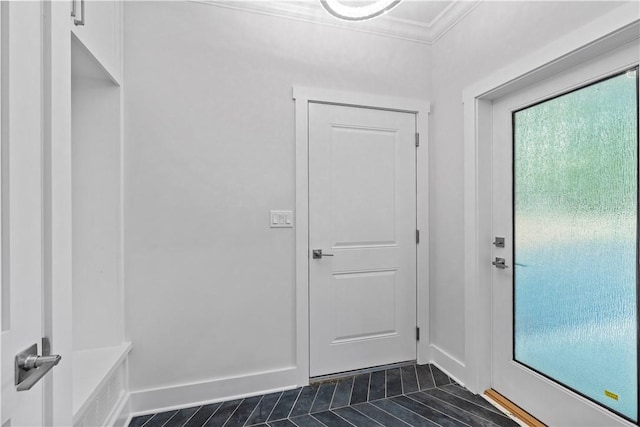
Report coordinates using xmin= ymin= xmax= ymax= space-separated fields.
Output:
xmin=293 ymin=87 xmax=430 ymax=385
xmin=462 ymin=0 xmax=639 ymax=403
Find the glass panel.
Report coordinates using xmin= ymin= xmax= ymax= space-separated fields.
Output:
xmin=513 ymin=68 xmax=638 ymax=422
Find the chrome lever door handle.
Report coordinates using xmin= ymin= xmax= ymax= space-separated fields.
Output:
xmin=312 ymin=249 xmax=334 ymax=259
xmin=22 ymin=354 xmax=61 ymax=370
xmin=492 ymin=257 xmax=509 ymax=269
xmin=15 ymin=343 xmax=62 ymax=391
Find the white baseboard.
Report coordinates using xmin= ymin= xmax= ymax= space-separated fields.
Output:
xmin=119 ymin=356 xmax=471 ymax=423
xmin=430 ymin=344 xmax=467 ymax=387
xmin=128 ymin=366 xmax=302 ymax=416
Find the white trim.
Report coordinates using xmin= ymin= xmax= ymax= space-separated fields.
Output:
xmin=191 ymin=0 xmax=480 ymax=45
xmin=293 ymin=87 xmax=431 ymax=115
xmin=101 ymin=375 xmax=130 ymax=427
xmin=462 ymin=2 xmax=639 ymax=395
xmin=70 ymin=32 xmax=121 ymax=87
xmin=107 ymin=391 xmax=131 ymax=427
xmin=72 ymin=343 xmax=132 ymax=419
xmin=111 ymin=354 xmax=132 ymax=427
xmin=430 ymin=344 xmax=466 ymax=386
xmin=293 ymin=86 xmax=431 ymax=383
xmin=48 ymin=2 xmax=75 ymax=425
xmin=128 ymin=366 xmax=299 ymax=416
xmin=122 ymin=361 xmax=463 ymax=425
xmin=431 ymin=361 xmax=465 ymax=392
xmin=117 ymin=0 xmax=127 ymax=354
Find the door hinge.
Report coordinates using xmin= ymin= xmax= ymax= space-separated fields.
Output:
xmin=416 ymin=230 xmax=420 ymax=244
xmin=415 ymin=133 xmax=420 ymax=147
xmin=416 ymin=327 xmax=420 ymax=341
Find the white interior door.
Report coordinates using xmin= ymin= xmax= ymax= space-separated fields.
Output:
xmin=491 ymin=41 xmax=639 ymax=426
xmin=1 ymin=2 xmax=50 ymax=425
xmin=309 ymin=102 xmax=417 ymax=377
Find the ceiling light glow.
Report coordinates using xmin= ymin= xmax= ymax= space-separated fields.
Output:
xmin=320 ymin=0 xmax=402 ymax=21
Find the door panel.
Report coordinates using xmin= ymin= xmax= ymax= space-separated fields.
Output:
xmin=309 ymin=103 xmax=416 ymax=377
xmin=330 ymin=270 xmax=398 ymax=342
xmin=1 ymin=2 xmax=45 ymax=426
xmin=492 ymin=41 xmax=639 ymax=426
xmin=331 ymin=126 xmax=398 ymax=247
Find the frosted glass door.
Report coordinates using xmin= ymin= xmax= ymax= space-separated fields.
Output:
xmin=513 ymin=68 xmax=638 ymax=422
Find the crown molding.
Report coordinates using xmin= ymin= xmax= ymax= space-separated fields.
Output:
xmin=424 ymin=1 xmax=482 ymax=43
xmin=191 ymin=0 xmax=482 ymax=45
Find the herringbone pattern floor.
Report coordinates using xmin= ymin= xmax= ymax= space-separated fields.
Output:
xmin=129 ymin=364 xmax=519 ymax=427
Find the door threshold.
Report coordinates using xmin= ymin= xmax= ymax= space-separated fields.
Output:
xmin=311 ymin=360 xmax=416 ymax=384
xmin=484 ymin=389 xmax=546 ymax=427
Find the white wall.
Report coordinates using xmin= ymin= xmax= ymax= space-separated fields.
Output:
xmin=428 ymin=1 xmax=631 ymax=380
xmin=123 ymin=1 xmax=431 ymax=397
xmin=72 ymin=52 xmax=123 ymax=352
xmin=124 ymin=0 xmax=632 ymax=408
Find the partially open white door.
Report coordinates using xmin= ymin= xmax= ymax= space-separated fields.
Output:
xmin=308 ymin=103 xmax=417 ymax=377
xmin=1 ymin=2 xmax=51 ymax=425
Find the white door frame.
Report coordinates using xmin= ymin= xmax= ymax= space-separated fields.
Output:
xmin=293 ymin=87 xmax=430 ymax=385
xmin=462 ymin=4 xmax=640 ymax=396
xmin=46 ymin=2 xmax=75 ymax=425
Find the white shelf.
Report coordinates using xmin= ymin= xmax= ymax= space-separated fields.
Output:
xmin=72 ymin=342 xmax=132 ymax=418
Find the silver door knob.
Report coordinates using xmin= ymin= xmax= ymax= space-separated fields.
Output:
xmin=312 ymin=249 xmax=334 ymax=259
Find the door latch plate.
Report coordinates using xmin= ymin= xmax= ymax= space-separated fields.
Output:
xmin=15 ymin=343 xmax=38 ymax=387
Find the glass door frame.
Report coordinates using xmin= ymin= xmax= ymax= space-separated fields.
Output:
xmin=461 ymin=6 xmax=639 ymax=424
xmin=490 ymin=46 xmax=639 ymax=426
xmin=509 ymin=66 xmax=639 ymax=424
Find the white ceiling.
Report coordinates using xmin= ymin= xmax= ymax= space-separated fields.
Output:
xmin=199 ymin=0 xmax=482 ymax=44
xmin=387 ymin=1 xmax=455 ymax=24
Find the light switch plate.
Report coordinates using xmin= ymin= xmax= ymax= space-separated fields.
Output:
xmin=270 ymin=210 xmax=293 ymax=228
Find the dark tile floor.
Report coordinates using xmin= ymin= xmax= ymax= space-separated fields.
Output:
xmin=129 ymin=364 xmax=520 ymax=427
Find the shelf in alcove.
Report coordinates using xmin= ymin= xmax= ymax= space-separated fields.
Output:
xmin=72 ymin=342 xmax=132 ymax=418
xmin=72 ymin=32 xmax=121 ymax=86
